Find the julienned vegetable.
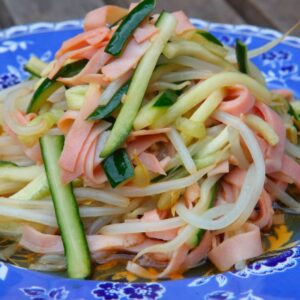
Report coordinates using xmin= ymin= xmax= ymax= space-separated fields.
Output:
xmin=27 ymin=60 xmax=88 ymax=113
xmin=40 ymin=135 xmax=91 ymax=279
xmin=236 ymin=39 xmax=249 ymax=74
xmin=24 ymin=56 xmax=47 ymax=78
xmin=189 ymin=183 xmax=218 ymax=247
xmin=88 ymin=81 xmax=130 ymax=121
xmin=197 ymin=30 xmax=223 ymax=46
xmin=105 ymin=0 xmax=156 ymax=56
xmin=101 ymin=12 xmax=177 ymax=157
xmin=102 ymin=148 xmax=134 ymax=188
xmin=2 ymin=1 xmax=300 ymax=281
xmin=153 ymin=90 xmax=178 ymax=107
xmin=134 ymin=90 xmax=179 ymax=130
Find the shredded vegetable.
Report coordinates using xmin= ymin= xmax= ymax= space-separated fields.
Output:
xmin=1 ymin=1 xmax=300 ymax=280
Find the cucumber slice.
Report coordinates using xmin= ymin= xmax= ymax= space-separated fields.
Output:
xmin=88 ymin=81 xmax=130 ymax=121
xmin=24 ymin=56 xmax=47 ymax=78
xmin=197 ymin=30 xmax=223 ymax=46
xmin=101 ymin=12 xmax=177 ymax=157
xmin=188 ymin=183 xmax=218 ymax=247
xmin=134 ymin=90 xmax=178 ymax=130
xmin=40 ymin=135 xmax=91 ymax=279
xmin=0 ymin=160 xmax=17 ymax=167
xmin=105 ymin=0 xmax=156 ymax=56
xmin=27 ymin=59 xmax=88 ymax=113
xmin=236 ymin=39 xmax=249 ymax=74
xmin=102 ymin=148 xmax=134 ymax=188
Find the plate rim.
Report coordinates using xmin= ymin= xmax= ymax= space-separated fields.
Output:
xmin=1 ymin=17 xmax=300 ymax=299
xmin=1 ymin=18 xmax=300 ymax=49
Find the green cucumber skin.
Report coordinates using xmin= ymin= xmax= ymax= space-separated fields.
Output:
xmin=101 ymin=12 xmax=177 ymax=158
xmin=0 ymin=160 xmax=17 ymax=167
xmin=153 ymin=90 xmax=178 ymax=107
xmin=27 ymin=60 xmax=88 ymax=113
xmin=105 ymin=0 xmax=156 ymax=56
xmin=236 ymin=39 xmax=249 ymax=74
xmin=197 ymin=30 xmax=223 ymax=47
xmin=190 ymin=183 xmax=218 ymax=247
xmin=87 ymin=81 xmax=130 ymax=121
xmin=40 ymin=135 xmax=91 ymax=279
xmin=103 ymin=148 xmax=134 ymax=188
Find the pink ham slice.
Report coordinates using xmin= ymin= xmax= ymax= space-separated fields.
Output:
xmin=250 ymin=189 xmax=274 ymax=230
xmin=172 ymin=11 xmax=195 ymax=35
xmin=48 ymin=45 xmax=98 ymax=80
xmin=141 ymin=210 xmax=179 ymax=241
xmin=254 ymin=103 xmax=286 ymax=174
xmin=219 ymin=85 xmax=255 ymax=116
xmin=138 ymin=152 xmax=166 ymax=175
xmin=208 ymin=223 xmax=263 ymax=271
xmin=84 ymin=5 xmax=128 ymax=31
xmin=184 ymin=183 xmax=200 ymax=208
xmin=183 ymin=231 xmax=212 ymax=270
xmin=58 ymin=47 xmax=111 ymax=86
xmin=102 ymin=38 xmax=150 ymax=81
xmin=133 ymin=23 xmax=158 ymax=44
xmin=55 ymin=28 xmax=110 ymax=58
xmin=208 ymin=160 xmax=230 ymax=177
xmin=20 ymin=225 xmax=145 ymax=255
xmin=270 ymin=155 xmax=300 ymax=189
xmin=57 ymin=110 xmax=80 ymax=134
xmin=59 ymin=84 xmax=101 ymax=183
xmin=127 ymin=134 xmax=168 ymax=158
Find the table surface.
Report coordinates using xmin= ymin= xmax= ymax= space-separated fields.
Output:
xmin=0 ymin=0 xmax=299 ymax=36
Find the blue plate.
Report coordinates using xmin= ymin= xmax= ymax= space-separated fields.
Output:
xmin=1 ymin=19 xmax=300 ymax=300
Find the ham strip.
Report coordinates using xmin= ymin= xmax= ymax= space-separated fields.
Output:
xmin=56 ymin=28 xmax=110 ymax=58
xmin=172 ymin=11 xmax=195 ymax=35
xmin=127 ymin=134 xmax=168 ymax=158
xmin=183 ymin=231 xmax=212 ymax=270
xmin=270 ymin=155 xmax=300 ymax=188
xmin=58 ymin=48 xmax=111 ymax=86
xmin=20 ymin=225 xmax=145 ymax=254
xmin=59 ymin=84 xmax=101 ymax=182
xmin=102 ymin=39 xmax=150 ymax=81
xmin=139 ymin=152 xmax=166 ymax=175
xmin=208 ymin=223 xmax=263 ymax=271
xmin=141 ymin=210 xmax=179 ymax=241
xmin=254 ymin=103 xmax=286 ymax=173
xmin=250 ymin=189 xmax=274 ymax=230
xmin=219 ymin=85 xmax=255 ymax=116
xmin=57 ymin=110 xmax=80 ymax=134
xmin=84 ymin=5 xmax=128 ymax=31
xmin=48 ymin=46 xmax=98 ymax=80
xmin=133 ymin=23 xmax=158 ymax=43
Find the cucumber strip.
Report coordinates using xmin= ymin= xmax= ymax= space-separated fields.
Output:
xmin=0 ymin=160 xmax=17 ymax=167
xmin=101 ymin=12 xmax=177 ymax=157
xmin=189 ymin=183 xmax=218 ymax=247
xmin=197 ymin=30 xmax=223 ymax=46
xmin=40 ymin=135 xmax=91 ymax=279
xmin=24 ymin=56 xmax=47 ymax=78
xmin=134 ymin=90 xmax=178 ymax=130
xmin=153 ymin=90 xmax=178 ymax=107
xmin=87 ymin=81 xmax=130 ymax=121
xmin=236 ymin=39 xmax=249 ymax=74
xmin=27 ymin=59 xmax=88 ymax=113
xmin=11 ymin=172 xmax=49 ymax=200
xmin=102 ymin=148 xmax=134 ymax=188
xmin=288 ymin=103 xmax=300 ymax=122
xmin=105 ymin=0 xmax=156 ymax=56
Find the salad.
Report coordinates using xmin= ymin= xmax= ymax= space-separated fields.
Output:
xmin=0 ymin=0 xmax=300 ymax=280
